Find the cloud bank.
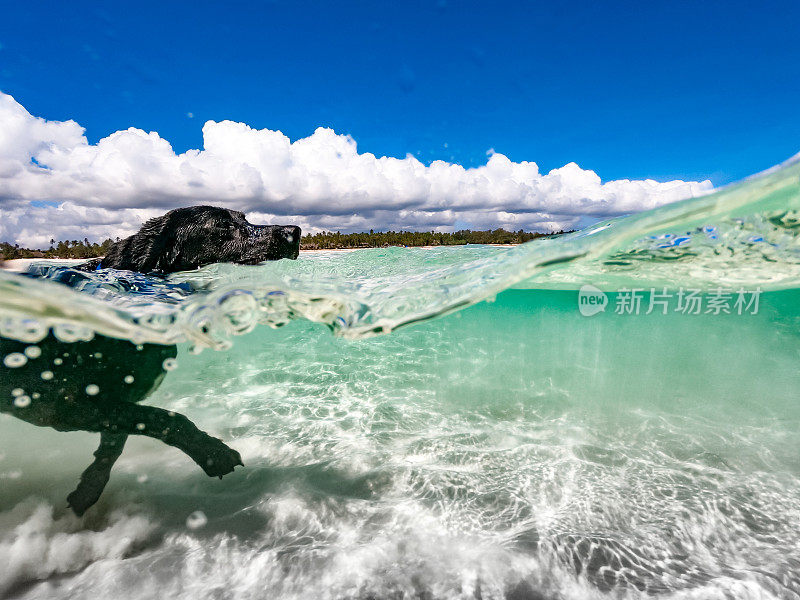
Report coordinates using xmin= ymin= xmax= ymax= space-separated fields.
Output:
xmin=0 ymin=92 xmax=712 ymax=247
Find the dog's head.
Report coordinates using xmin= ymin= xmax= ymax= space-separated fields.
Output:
xmin=101 ymin=206 xmax=301 ymax=274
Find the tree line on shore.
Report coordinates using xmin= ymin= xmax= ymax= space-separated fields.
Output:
xmin=1 ymin=238 xmax=118 ymax=260
xmin=1 ymin=228 xmax=570 ymax=260
xmin=300 ymin=228 xmax=568 ymax=249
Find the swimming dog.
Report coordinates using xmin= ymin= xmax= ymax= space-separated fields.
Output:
xmin=1 ymin=206 xmax=301 ymax=515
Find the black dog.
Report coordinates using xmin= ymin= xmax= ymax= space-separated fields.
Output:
xmin=1 ymin=206 xmax=301 ymax=515
xmin=82 ymin=205 xmax=300 ymax=273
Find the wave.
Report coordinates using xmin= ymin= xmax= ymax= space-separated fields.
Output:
xmin=1 ymin=153 xmax=799 ymax=349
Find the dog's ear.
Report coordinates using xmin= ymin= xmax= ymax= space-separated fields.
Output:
xmin=99 ymin=213 xmax=179 ymax=273
xmin=129 ymin=213 xmax=180 ymax=273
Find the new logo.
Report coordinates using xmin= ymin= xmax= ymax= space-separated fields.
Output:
xmin=578 ymin=284 xmax=608 ymax=316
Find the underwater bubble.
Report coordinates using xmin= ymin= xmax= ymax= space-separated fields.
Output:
xmin=136 ymin=423 xmax=146 ymax=431
xmin=41 ymin=371 xmax=54 ymax=380
xmin=124 ymin=375 xmax=135 ymax=384
xmin=217 ymin=290 xmax=259 ymax=336
xmin=162 ymin=358 xmax=178 ymax=371
xmin=0 ymin=318 xmax=48 ymax=343
xmin=24 ymin=346 xmax=41 ymax=359
xmin=93 ymin=352 xmax=103 ymax=359
xmin=31 ymin=392 xmax=40 ymax=399
xmin=136 ymin=474 xmax=148 ymax=483
xmin=11 ymin=388 xmax=24 ymax=397
xmin=53 ymin=358 xmax=63 ymax=365
xmin=13 ymin=395 xmax=31 ymax=408
xmin=85 ymin=384 xmax=100 ymax=396
xmin=3 ymin=353 xmax=27 ymax=368
xmin=136 ymin=345 xmax=144 ymax=351
xmin=53 ymin=324 xmax=94 ymax=343
xmin=186 ymin=511 xmax=207 ymax=530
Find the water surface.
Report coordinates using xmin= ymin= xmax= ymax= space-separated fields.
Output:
xmin=1 ymin=156 xmax=800 ymax=599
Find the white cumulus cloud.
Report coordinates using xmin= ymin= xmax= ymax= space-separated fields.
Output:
xmin=0 ymin=92 xmax=712 ymax=247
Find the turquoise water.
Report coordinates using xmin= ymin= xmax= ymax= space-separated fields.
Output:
xmin=1 ymin=156 xmax=800 ymax=598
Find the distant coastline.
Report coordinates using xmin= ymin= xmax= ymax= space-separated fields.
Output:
xmin=1 ymin=229 xmax=571 ymax=260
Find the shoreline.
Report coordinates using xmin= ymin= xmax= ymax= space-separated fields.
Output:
xmin=0 ymin=258 xmax=86 ymax=272
xmin=1 ymin=244 xmax=519 ymax=271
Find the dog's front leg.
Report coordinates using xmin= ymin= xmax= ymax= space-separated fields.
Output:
xmin=66 ymin=432 xmax=127 ymax=515
xmin=54 ymin=402 xmax=244 ymax=478
xmin=103 ymin=403 xmax=243 ymax=479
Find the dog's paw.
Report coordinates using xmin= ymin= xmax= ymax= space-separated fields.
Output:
xmin=197 ymin=438 xmax=244 ymax=478
xmin=66 ymin=486 xmax=100 ymax=517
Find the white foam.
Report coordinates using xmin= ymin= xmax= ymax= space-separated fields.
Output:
xmin=0 ymin=498 xmax=154 ymax=596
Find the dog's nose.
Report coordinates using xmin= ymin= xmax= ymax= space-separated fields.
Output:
xmin=282 ymin=226 xmax=301 ymax=245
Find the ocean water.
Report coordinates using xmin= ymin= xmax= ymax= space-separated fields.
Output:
xmin=1 ymin=156 xmax=800 ymax=599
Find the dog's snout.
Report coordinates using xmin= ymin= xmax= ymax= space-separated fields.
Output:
xmin=282 ymin=226 xmax=301 ymax=244
xmin=245 ymin=223 xmax=300 ymax=260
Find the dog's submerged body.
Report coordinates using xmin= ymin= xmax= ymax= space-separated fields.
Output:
xmin=1 ymin=206 xmax=301 ymax=514
xmin=1 ymin=335 xmax=244 ymax=514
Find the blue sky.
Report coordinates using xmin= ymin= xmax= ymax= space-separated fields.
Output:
xmin=0 ymin=1 xmax=799 ymax=245
xmin=2 ymin=0 xmax=799 ymax=186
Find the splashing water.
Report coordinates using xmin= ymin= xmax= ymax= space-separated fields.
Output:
xmin=1 ymin=155 xmax=800 ymax=599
